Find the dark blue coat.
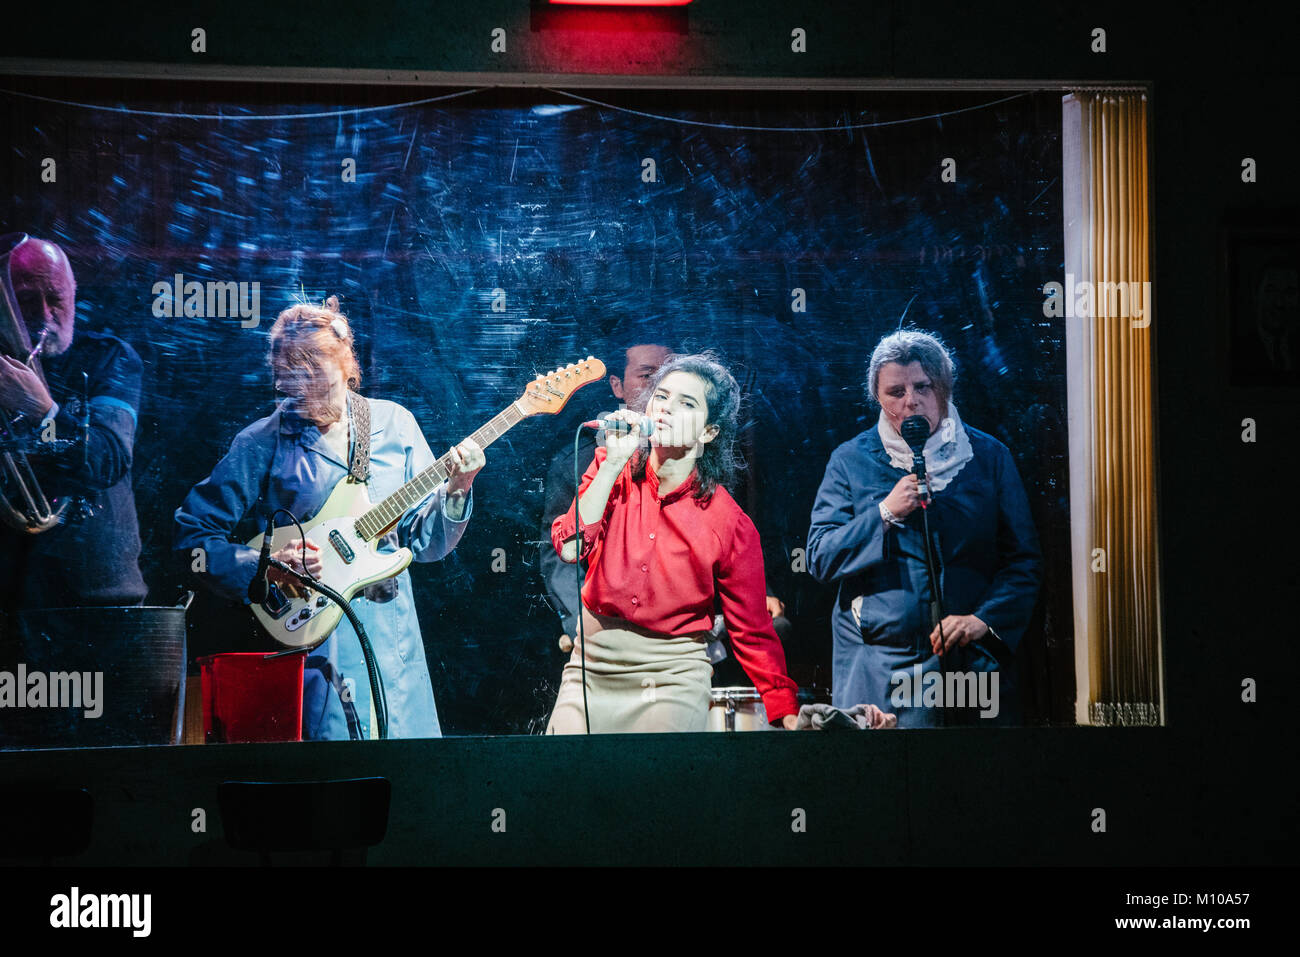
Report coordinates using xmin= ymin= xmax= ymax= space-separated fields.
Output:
xmin=807 ymin=423 xmax=1041 ymax=727
xmin=1 ymin=331 xmax=147 ymax=608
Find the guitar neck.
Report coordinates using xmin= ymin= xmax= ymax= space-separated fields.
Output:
xmin=355 ymin=401 xmax=526 ymax=541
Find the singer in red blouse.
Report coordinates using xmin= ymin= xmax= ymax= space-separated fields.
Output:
xmin=548 ymin=352 xmax=800 ymax=733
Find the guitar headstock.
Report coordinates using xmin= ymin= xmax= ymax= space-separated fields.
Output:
xmin=517 ymin=356 xmax=608 ymax=416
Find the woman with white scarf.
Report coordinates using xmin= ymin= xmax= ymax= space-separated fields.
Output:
xmin=806 ymin=330 xmax=1041 ymax=727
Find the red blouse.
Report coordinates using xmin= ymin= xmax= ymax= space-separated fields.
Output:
xmin=551 ymin=447 xmax=799 ymax=723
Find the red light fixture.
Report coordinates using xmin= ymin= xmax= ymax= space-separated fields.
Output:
xmin=548 ymin=1 xmax=692 ymax=6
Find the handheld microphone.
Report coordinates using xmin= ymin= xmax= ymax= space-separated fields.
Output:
xmin=248 ymin=513 xmax=276 ymax=604
xmin=582 ymin=414 xmax=653 ymax=436
xmin=900 ymin=415 xmax=932 ymax=502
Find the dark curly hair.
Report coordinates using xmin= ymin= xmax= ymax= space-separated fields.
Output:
xmin=631 ymin=351 xmax=744 ymax=503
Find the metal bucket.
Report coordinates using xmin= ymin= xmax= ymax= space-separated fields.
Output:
xmin=1 ymin=592 xmax=192 ymax=749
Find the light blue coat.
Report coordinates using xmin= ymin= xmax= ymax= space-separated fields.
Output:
xmin=174 ymin=395 xmax=471 ymax=740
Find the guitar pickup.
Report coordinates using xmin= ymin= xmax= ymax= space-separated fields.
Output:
xmin=328 ymin=529 xmax=355 ymax=563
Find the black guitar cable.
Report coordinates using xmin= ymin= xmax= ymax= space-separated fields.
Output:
xmin=259 ymin=507 xmax=390 ymax=740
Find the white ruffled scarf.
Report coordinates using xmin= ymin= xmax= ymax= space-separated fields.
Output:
xmin=877 ymin=401 xmax=974 ymax=493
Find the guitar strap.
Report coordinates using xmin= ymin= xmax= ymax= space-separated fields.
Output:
xmin=350 ymin=392 xmax=400 ymax=606
xmin=347 ymin=391 xmax=371 ymax=483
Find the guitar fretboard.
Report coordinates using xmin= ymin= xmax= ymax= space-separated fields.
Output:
xmin=354 ymin=402 xmax=526 ymax=541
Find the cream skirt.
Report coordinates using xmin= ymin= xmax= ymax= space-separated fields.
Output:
xmin=546 ymin=611 xmax=713 ymax=734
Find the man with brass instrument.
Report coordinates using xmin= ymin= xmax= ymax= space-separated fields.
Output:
xmin=0 ymin=236 xmax=146 ymax=610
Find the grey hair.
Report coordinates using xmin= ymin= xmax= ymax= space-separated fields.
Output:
xmin=863 ymin=329 xmax=956 ymax=410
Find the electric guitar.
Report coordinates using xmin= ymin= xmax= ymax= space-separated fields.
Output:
xmin=248 ymin=356 xmax=607 ymax=649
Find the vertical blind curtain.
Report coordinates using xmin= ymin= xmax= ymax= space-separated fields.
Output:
xmin=1062 ymin=92 xmax=1164 ymax=726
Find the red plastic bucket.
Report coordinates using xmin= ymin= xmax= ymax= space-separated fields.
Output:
xmin=198 ymin=652 xmax=305 ymax=744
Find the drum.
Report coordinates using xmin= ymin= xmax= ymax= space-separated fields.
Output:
xmin=707 ymin=687 xmax=769 ymax=732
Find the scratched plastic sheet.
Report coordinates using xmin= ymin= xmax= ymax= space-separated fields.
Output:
xmin=1 ymin=82 xmax=1068 ymax=734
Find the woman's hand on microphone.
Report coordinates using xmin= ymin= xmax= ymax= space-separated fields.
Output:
xmin=881 ymin=473 xmax=923 ymax=520
xmin=602 ymin=409 xmax=645 ymax=466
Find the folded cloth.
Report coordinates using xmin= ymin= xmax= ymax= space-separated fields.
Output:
xmin=795 ymin=702 xmax=897 ymax=730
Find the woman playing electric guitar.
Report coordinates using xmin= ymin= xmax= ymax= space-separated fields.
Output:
xmin=174 ymin=296 xmax=485 ymax=740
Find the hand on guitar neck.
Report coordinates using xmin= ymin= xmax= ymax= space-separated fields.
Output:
xmin=443 ymin=438 xmax=485 ymax=521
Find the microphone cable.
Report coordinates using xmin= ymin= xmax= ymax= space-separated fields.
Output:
xmin=568 ymin=415 xmax=648 ymax=735
xmin=900 ymin=414 xmax=950 ymax=727
xmin=573 ymin=424 xmax=591 ymax=734
xmin=917 ymin=493 xmax=949 ymax=728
